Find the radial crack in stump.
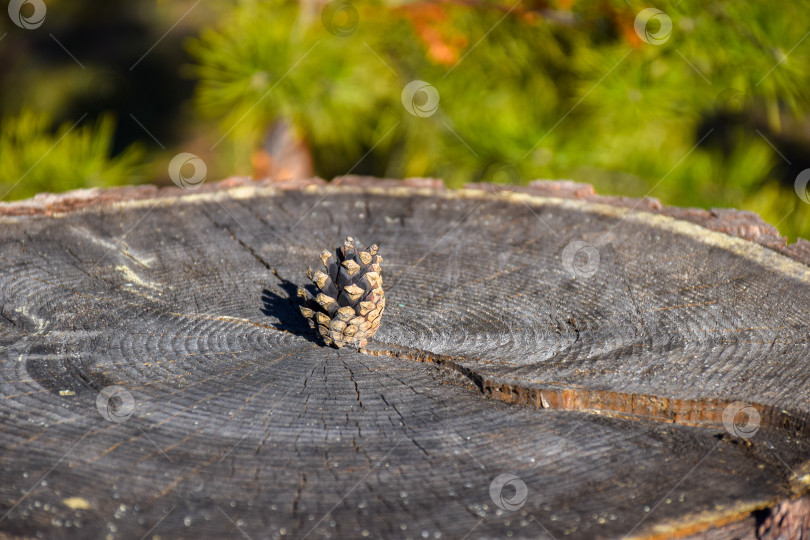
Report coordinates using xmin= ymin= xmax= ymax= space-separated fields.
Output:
xmin=298 ymin=237 xmax=385 ymax=348
xmin=2 ymin=177 xmax=810 ymax=539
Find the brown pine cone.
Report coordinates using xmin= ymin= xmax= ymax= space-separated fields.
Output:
xmin=298 ymin=237 xmax=385 ymax=348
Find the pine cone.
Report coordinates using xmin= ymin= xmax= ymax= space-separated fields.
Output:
xmin=298 ymin=237 xmax=385 ymax=348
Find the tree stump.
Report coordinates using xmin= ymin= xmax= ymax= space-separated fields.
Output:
xmin=1 ymin=176 xmax=809 ymax=540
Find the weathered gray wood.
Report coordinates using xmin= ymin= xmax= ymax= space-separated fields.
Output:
xmin=0 ymin=177 xmax=809 ymax=540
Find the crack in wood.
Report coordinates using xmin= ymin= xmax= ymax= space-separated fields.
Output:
xmin=3 ymin=179 xmax=810 ymax=538
xmin=339 ymin=357 xmax=364 ymax=409
xmin=363 ymin=343 xmax=810 ymax=446
xmin=359 ymin=341 xmax=810 ymax=537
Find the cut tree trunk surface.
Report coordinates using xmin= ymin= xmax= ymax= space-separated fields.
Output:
xmin=0 ymin=176 xmax=808 ymax=540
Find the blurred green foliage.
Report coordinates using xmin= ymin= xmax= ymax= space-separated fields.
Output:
xmin=0 ymin=111 xmax=143 ymax=200
xmin=188 ymin=0 xmax=810 ymax=240
xmin=1 ymin=0 xmax=809 ymax=242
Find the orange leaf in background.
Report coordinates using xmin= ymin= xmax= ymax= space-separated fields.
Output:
xmin=607 ymin=4 xmax=643 ymax=48
xmin=251 ymin=149 xmax=273 ymax=180
xmin=619 ymin=17 xmax=643 ymax=47
xmin=396 ymin=2 xmax=469 ymax=66
xmin=251 ymin=122 xmax=314 ymax=181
